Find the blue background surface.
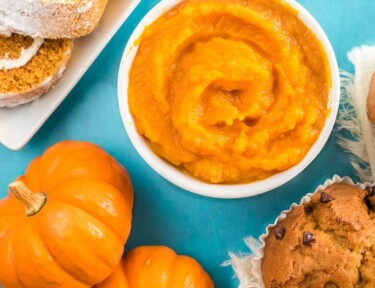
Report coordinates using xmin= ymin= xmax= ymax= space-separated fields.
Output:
xmin=1 ymin=1 xmax=375 ymax=287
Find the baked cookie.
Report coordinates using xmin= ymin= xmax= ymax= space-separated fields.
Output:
xmin=262 ymin=183 xmax=375 ymax=288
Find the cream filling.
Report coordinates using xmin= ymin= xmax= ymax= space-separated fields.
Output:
xmin=0 ymin=25 xmax=11 ymax=37
xmin=0 ymin=37 xmax=44 ymax=70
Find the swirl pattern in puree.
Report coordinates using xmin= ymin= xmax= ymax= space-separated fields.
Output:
xmin=128 ymin=0 xmax=331 ymax=184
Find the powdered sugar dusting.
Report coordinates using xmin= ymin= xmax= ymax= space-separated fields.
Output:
xmin=55 ymin=59 xmax=68 ymax=79
xmin=0 ymin=25 xmax=11 ymax=37
xmin=77 ymin=1 xmax=93 ymax=13
xmin=0 ymin=75 xmax=53 ymax=107
xmin=40 ymin=76 xmax=53 ymax=88
xmin=0 ymin=0 xmax=102 ymax=38
xmin=0 ymin=1 xmax=44 ymax=38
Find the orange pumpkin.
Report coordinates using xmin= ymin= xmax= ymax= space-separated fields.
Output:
xmin=96 ymin=246 xmax=214 ymax=288
xmin=0 ymin=141 xmax=134 ymax=288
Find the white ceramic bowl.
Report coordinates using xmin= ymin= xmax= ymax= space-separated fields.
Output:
xmin=118 ymin=0 xmax=340 ymax=199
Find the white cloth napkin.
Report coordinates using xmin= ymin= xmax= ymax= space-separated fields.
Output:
xmin=337 ymin=45 xmax=375 ymax=182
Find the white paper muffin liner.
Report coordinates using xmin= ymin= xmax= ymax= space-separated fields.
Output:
xmin=225 ymin=175 xmax=373 ymax=288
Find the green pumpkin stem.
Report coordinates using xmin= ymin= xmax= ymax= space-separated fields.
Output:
xmin=9 ymin=181 xmax=47 ymax=217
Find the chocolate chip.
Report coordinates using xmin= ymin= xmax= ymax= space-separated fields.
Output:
xmin=366 ymin=186 xmax=375 ymax=196
xmin=364 ymin=196 xmax=374 ymax=211
xmin=304 ymin=205 xmax=314 ymax=214
xmin=364 ymin=187 xmax=375 ymax=211
xmin=320 ymin=192 xmax=335 ymax=203
xmin=324 ymin=281 xmax=339 ymax=288
xmin=303 ymin=232 xmax=315 ymax=245
xmin=274 ymin=225 xmax=285 ymax=240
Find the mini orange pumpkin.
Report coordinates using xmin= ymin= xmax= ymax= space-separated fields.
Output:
xmin=96 ymin=246 xmax=214 ymax=288
xmin=0 ymin=141 xmax=134 ymax=288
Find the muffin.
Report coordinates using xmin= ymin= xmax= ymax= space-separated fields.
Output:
xmin=262 ymin=182 xmax=375 ymax=288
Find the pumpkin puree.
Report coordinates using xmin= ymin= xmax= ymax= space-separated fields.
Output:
xmin=128 ymin=0 xmax=331 ymax=183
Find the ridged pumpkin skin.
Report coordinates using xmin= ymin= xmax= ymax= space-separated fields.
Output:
xmin=96 ymin=246 xmax=214 ymax=288
xmin=0 ymin=141 xmax=134 ymax=288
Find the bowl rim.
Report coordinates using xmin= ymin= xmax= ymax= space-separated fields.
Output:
xmin=117 ymin=0 xmax=340 ymax=199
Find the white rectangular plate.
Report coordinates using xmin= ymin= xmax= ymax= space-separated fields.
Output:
xmin=0 ymin=0 xmax=140 ymax=150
